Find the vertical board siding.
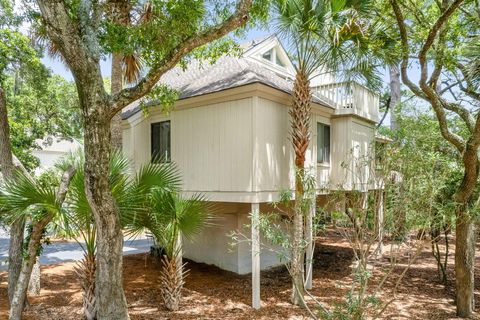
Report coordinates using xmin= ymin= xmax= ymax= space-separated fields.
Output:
xmin=123 ymin=96 xmax=376 ymax=196
xmin=254 ymin=98 xmax=294 ymax=192
xmin=125 ymin=98 xmax=254 ymax=193
xmin=173 ymin=98 xmax=254 ymax=192
xmin=350 ymin=121 xmax=375 ymax=190
xmin=330 ymin=117 xmax=375 ymax=190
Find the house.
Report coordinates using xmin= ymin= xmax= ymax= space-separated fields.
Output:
xmin=121 ymin=35 xmax=380 ymax=308
xmin=32 ymin=136 xmax=83 ymax=175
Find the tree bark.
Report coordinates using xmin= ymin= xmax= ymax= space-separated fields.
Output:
xmin=82 ymin=101 xmax=129 ymax=320
xmin=110 ymin=52 xmax=123 ymax=150
xmin=455 ymin=207 xmax=476 ymax=317
xmin=108 ymin=0 xmax=130 ymax=150
xmin=0 ymin=86 xmax=26 ymax=306
xmin=290 ymin=71 xmax=311 ymax=307
xmin=454 ymin=146 xmax=479 ymax=317
xmin=389 ymin=64 xmax=401 ymax=131
xmin=9 ymin=222 xmax=47 ymax=320
xmin=27 ymin=258 xmax=41 ymax=296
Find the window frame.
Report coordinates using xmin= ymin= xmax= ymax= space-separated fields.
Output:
xmin=317 ymin=122 xmax=331 ymax=165
xmin=151 ymin=120 xmax=171 ymax=163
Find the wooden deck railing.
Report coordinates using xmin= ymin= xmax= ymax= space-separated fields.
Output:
xmin=313 ymin=82 xmax=379 ymax=122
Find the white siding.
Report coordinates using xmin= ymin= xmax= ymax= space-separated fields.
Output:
xmin=123 ymin=94 xmax=376 ymax=197
xmin=124 ymin=98 xmax=254 ymax=193
xmin=253 ymin=98 xmax=294 ymax=192
xmin=253 ymin=98 xmax=334 ymax=193
xmin=330 ymin=117 xmax=375 ymax=190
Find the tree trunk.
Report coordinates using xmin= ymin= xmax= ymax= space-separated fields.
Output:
xmin=389 ymin=64 xmax=401 ymax=131
xmin=454 ymin=144 xmax=479 ymax=318
xmin=83 ymin=106 xmax=129 ymax=320
xmin=27 ymin=258 xmax=41 ymax=296
xmin=8 ymin=167 xmax=75 ymax=320
xmin=290 ymin=71 xmax=311 ymax=307
xmin=110 ymin=52 xmax=123 ymax=150
xmin=9 ymin=221 xmax=48 ymax=320
xmin=374 ymin=189 xmax=384 ymax=255
xmin=455 ymin=207 xmax=476 ymax=317
xmin=74 ymin=251 xmax=97 ymax=320
xmin=7 ymin=219 xmax=25 ymax=304
xmin=109 ymin=1 xmax=130 ymax=150
xmin=0 ymin=86 xmax=26 ymax=305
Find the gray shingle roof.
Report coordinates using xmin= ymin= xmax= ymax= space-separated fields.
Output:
xmin=122 ymin=52 xmax=332 ymax=120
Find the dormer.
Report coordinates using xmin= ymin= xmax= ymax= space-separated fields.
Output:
xmin=243 ymin=35 xmax=296 ymax=80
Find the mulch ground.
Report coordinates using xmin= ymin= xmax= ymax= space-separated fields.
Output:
xmin=1 ymin=230 xmax=480 ymax=319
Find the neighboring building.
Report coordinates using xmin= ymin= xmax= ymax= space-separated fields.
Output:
xmin=121 ymin=35 xmax=380 ymax=305
xmin=32 ymin=137 xmax=82 ymax=174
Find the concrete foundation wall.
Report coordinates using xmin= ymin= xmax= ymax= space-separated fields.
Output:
xmin=182 ymin=202 xmax=287 ymax=274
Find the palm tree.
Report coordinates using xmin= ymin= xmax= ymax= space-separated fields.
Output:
xmin=273 ymin=0 xmax=379 ymax=306
xmin=0 ymin=165 xmax=75 ymax=320
xmin=61 ymin=150 xmax=181 ymax=319
xmin=127 ymin=188 xmax=212 ymax=311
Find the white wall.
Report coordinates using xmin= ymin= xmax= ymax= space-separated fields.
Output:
xmin=124 ymin=98 xmax=255 ymax=193
xmin=253 ymin=98 xmax=333 ymax=193
xmin=330 ymin=117 xmax=375 ymax=190
xmin=123 ymin=93 xmax=375 ymax=196
xmin=182 ymin=202 xmax=285 ymax=274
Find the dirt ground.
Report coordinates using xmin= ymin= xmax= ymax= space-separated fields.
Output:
xmin=1 ymin=231 xmax=480 ymax=320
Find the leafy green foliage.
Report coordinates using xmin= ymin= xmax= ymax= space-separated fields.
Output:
xmin=274 ymin=0 xmax=385 ymax=89
xmin=144 ymin=191 xmax=212 ymax=257
xmin=3 ymin=69 xmax=82 ymax=171
xmin=0 ymin=170 xmax=58 ymax=222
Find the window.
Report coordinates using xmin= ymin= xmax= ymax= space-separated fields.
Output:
xmin=262 ymin=49 xmax=272 ymax=61
xmin=317 ymin=123 xmax=330 ymax=164
xmin=275 ymin=56 xmax=286 ymax=67
xmin=151 ymin=121 xmax=171 ymax=163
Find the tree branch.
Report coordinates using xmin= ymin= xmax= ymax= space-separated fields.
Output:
xmin=36 ymin=1 xmax=102 ymax=82
xmin=56 ymin=166 xmax=76 ymax=205
xmin=390 ymin=0 xmax=466 ymax=153
xmin=109 ymin=0 xmax=253 ymax=117
xmin=389 ymin=0 xmax=425 ymax=99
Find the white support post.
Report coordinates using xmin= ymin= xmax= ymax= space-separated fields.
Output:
xmin=251 ymin=203 xmax=261 ymax=309
xmin=305 ymin=202 xmax=314 ymax=290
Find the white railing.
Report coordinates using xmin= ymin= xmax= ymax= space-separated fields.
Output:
xmin=313 ymin=82 xmax=379 ymax=122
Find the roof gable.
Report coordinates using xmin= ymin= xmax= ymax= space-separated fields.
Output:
xmin=243 ymin=36 xmax=296 ymax=78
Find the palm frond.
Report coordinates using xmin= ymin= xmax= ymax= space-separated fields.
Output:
xmin=0 ymin=171 xmax=58 ymax=221
xmin=123 ymin=54 xmax=143 ymax=84
xmin=148 ymin=190 xmax=213 ymax=256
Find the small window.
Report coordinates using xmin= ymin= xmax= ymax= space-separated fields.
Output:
xmin=317 ymin=123 xmax=330 ymax=164
xmin=151 ymin=121 xmax=171 ymax=163
xmin=275 ymin=56 xmax=286 ymax=67
xmin=262 ymin=49 xmax=272 ymax=61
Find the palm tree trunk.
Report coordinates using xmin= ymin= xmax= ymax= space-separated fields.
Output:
xmin=160 ymin=254 xmax=185 ymax=311
xmin=0 ymin=86 xmax=26 ymax=305
xmin=75 ymin=252 xmax=96 ymax=320
xmin=109 ymin=1 xmax=130 ymax=150
xmin=290 ymin=71 xmax=311 ymax=307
